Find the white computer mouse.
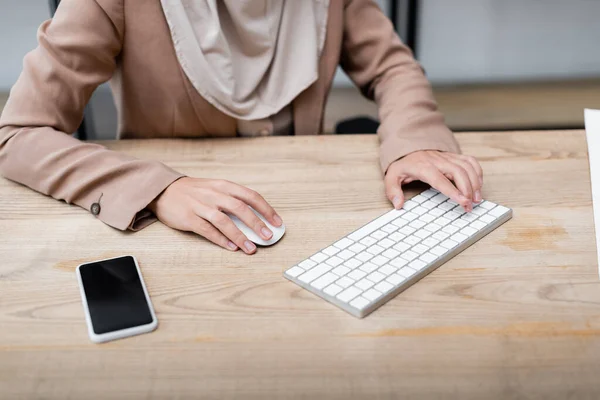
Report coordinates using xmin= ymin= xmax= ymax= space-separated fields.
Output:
xmin=227 ymin=207 xmax=286 ymax=246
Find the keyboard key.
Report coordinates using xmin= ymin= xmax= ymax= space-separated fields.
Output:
xmin=403 ymin=200 xmax=418 ymax=210
xmin=375 ymin=281 xmax=394 ymax=294
xmin=403 ymin=236 xmax=420 ymax=246
xmin=371 ymin=230 xmax=388 ymax=240
xmin=348 ymin=269 xmax=367 ymax=281
xmin=323 ymin=284 xmax=343 ymax=297
xmin=471 ymin=220 xmax=487 ymax=230
xmin=371 ymin=255 xmax=389 ymax=266
xmin=377 ymin=262 xmax=396 ymax=274
xmin=311 ymin=252 xmax=328 ymax=263
xmin=337 ymin=287 xmax=362 ymax=303
xmin=359 ymin=262 xmax=378 ymax=273
xmin=286 ymin=266 xmax=304 ymax=277
xmin=366 ymin=244 xmax=385 ymax=255
xmin=332 ymin=265 xmax=351 ymax=276
xmin=337 ymin=249 xmax=355 ymax=260
xmin=419 ymin=213 xmax=436 ymax=223
xmin=446 ymin=211 xmax=463 ymax=220
xmin=334 ymin=238 xmax=354 ymax=249
xmin=390 ymin=257 xmax=408 ymax=268
xmin=442 ymin=225 xmax=459 ymax=235
xmin=451 ymin=232 xmax=469 ymax=243
xmin=400 ymin=250 xmax=419 ymax=261
xmin=378 ymin=238 xmax=396 ymax=249
xmin=441 ymin=239 xmax=458 ymax=249
xmin=391 ymin=218 xmax=408 ymax=228
xmin=299 ymin=259 xmax=317 ymax=269
xmin=422 ymin=237 xmax=440 ymax=248
xmin=363 ymin=289 xmax=383 ymax=301
xmin=410 ymin=194 xmax=428 ymax=204
xmin=447 ymin=199 xmax=459 ymax=207
xmin=344 ymin=258 xmax=362 ymax=269
xmin=355 ymin=279 xmax=375 ymax=291
xmin=479 ymin=201 xmax=496 ymax=210
xmin=438 ymin=202 xmax=455 ymax=211
xmin=435 ymin=217 xmax=451 ymax=226
xmin=462 ymin=226 xmax=477 ymax=236
xmin=471 ymin=207 xmax=487 ymax=216
xmin=322 ymin=246 xmax=340 ymax=256
xmin=420 ymin=252 xmax=438 ymax=263
xmin=367 ymin=271 xmax=386 ymax=283
xmin=452 ymin=219 xmax=469 ymax=228
xmin=408 ymin=219 xmax=427 ymax=229
xmin=311 ymin=272 xmax=338 ymax=290
xmin=402 ymin=212 xmax=419 ymax=221
xmin=382 ymin=248 xmax=400 ymax=259
xmin=381 ymin=224 xmax=398 ymax=234
xmin=299 ymin=264 xmax=331 ymax=283
xmin=409 ymin=259 xmax=427 ymax=271
xmin=398 ymin=267 xmax=416 ymax=278
xmin=479 ymin=214 xmax=495 ymax=224
xmin=398 ymin=226 xmax=416 ymax=236
xmin=355 ymin=252 xmax=374 ymax=262
xmin=414 ymin=229 xmax=431 ymax=239
xmin=432 ymin=231 xmax=450 ymax=241
xmin=325 ymin=256 xmax=344 ymax=267
xmin=350 ymin=296 xmax=371 ymax=310
xmin=421 ymin=200 xmax=438 ymax=210
xmin=424 ymin=223 xmax=442 ymax=233
xmin=413 ymin=244 xmax=429 ymax=255
xmin=386 ymin=274 xmax=406 ymax=286
xmin=431 ymin=246 xmax=449 ymax=257
xmin=431 ymin=193 xmax=448 ymax=203
xmin=360 ymin=236 xmax=377 ymax=247
xmin=452 ymin=206 xmax=466 ymax=216
xmin=336 ymin=276 xmax=355 ymax=288
xmin=413 ymin=206 xmax=428 ymax=215
xmin=422 ymin=188 xmax=439 ymax=198
xmin=429 ymin=208 xmax=445 ymax=217
xmin=348 ymin=243 xmax=367 ymax=253
xmin=393 ymin=242 xmax=411 ymax=253
xmin=461 ymin=213 xmax=479 ymax=222
xmin=348 ymin=210 xmax=403 ymax=241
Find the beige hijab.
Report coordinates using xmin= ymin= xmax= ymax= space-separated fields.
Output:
xmin=160 ymin=0 xmax=330 ymax=121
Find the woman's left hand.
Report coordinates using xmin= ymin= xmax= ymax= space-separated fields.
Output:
xmin=384 ymin=150 xmax=483 ymax=212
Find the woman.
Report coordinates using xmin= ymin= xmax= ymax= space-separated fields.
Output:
xmin=0 ymin=0 xmax=483 ymax=255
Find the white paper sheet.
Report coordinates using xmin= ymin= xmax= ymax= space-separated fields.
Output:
xmin=584 ymin=109 xmax=600 ymax=277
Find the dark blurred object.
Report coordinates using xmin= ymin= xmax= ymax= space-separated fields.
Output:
xmin=48 ymin=0 xmax=93 ymax=140
xmin=335 ymin=116 xmax=380 ymax=134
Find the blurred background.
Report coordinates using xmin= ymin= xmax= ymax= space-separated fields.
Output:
xmin=1 ymin=0 xmax=599 ymax=139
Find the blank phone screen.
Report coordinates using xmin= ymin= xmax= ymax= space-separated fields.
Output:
xmin=79 ymin=256 xmax=153 ymax=334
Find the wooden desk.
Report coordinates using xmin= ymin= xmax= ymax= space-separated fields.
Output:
xmin=1 ymin=131 xmax=599 ymax=399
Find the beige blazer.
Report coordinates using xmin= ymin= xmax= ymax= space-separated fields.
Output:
xmin=0 ymin=0 xmax=460 ymax=231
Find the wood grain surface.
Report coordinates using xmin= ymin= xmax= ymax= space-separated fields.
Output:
xmin=1 ymin=131 xmax=599 ymax=399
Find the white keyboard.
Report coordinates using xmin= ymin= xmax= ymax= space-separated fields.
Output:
xmin=284 ymin=188 xmax=512 ymax=318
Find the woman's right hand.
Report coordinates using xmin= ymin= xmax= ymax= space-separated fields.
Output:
xmin=148 ymin=177 xmax=283 ymax=254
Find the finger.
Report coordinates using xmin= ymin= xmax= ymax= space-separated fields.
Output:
xmin=419 ymin=168 xmax=471 ymax=210
xmin=436 ymin=162 xmax=474 ymax=210
xmin=221 ymin=183 xmax=282 ymax=227
xmin=196 ymin=205 xmax=257 ymax=254
xmin=440 ymin=154 xmax=481 ymax=200
xmin=461 ymin=155 xmax=483 ymax=186
xmin=189 ymin=217 xmax=238 ymax=252
xmin=384 ymin=172 xmax=405 ymax=209
xmin=219 ymin=195 xmax=273 ymax=241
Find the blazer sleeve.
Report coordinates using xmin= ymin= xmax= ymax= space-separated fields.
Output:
xmin=0 ymin=0 xmax=183 ymax=231
xmin=339 ymin=0 xmax=461 ymax=173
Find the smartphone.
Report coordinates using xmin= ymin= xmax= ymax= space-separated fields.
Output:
xmin=76 ymin=255 xmax=158 ymax=343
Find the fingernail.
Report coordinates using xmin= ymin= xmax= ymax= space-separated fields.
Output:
xmin=273 ymin=214 xmax=283 ymax=226
xmin=227 ymin=241 xmax=238 ymax=250
xmin=474 ymin=190 xmax=482 ymax=203
xmin=392 ymin=196 xmax=401 ymax=209
xmin=261 ymin=227 xmax=273 ymax=239
xmin=244 ymin=241 xmax=256 ymax=253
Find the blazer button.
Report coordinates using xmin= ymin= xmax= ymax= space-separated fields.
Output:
xmin=91 ymin=203 xmax=101 ymax=216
